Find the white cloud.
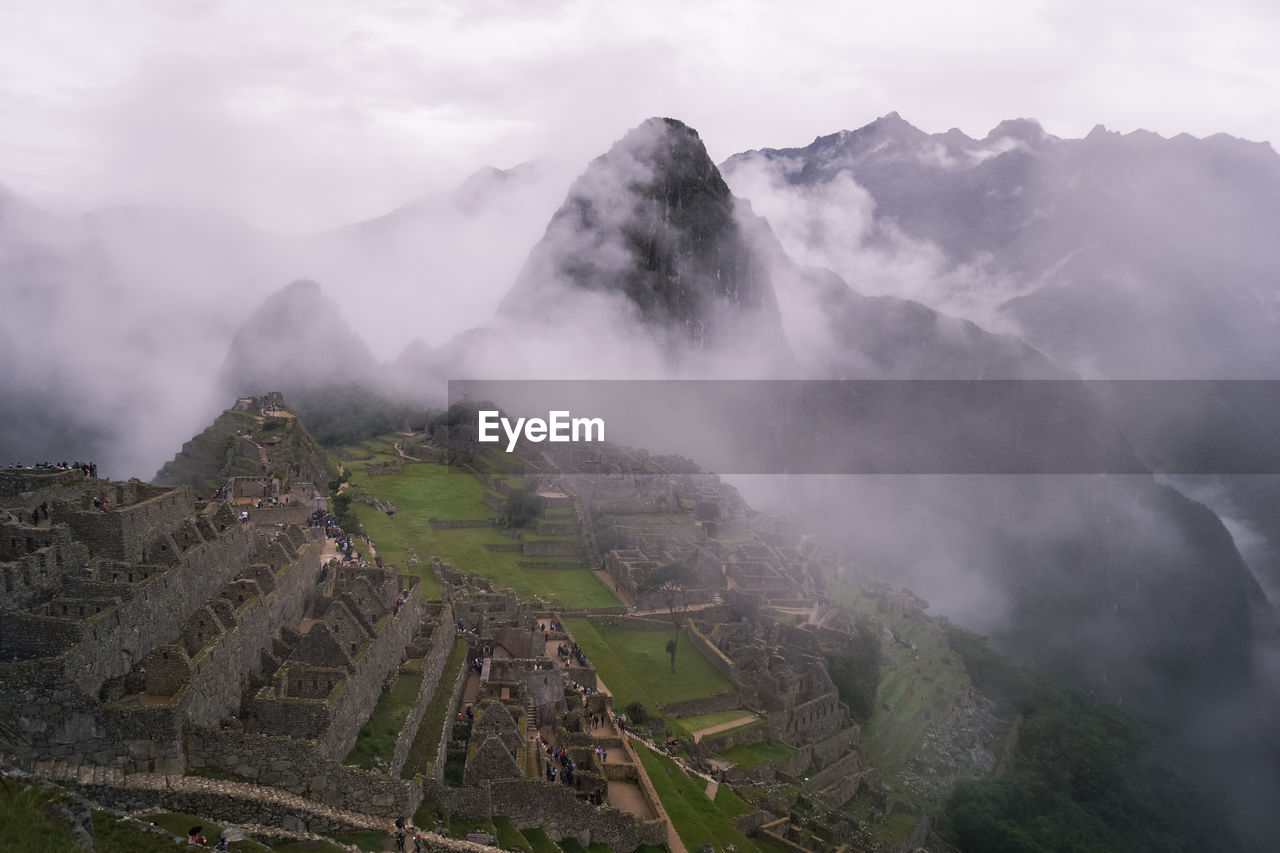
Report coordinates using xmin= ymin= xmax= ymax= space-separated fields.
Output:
xmin=0 ymin=0 xmax=1277 ymax=229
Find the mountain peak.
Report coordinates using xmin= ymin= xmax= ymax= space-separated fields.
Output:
xmin=219 ymin=279 xmax=378 ymax=397
xmin=985 ymin=117 xmax=1047 ymax=145
xmin=499 ymin=118 xmax=786 ymax=358
xmin=277 ymin=278 xmax=322 ymax=300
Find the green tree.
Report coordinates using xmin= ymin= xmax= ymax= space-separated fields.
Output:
xmin=500 ymin=487 xmax=546 ymax=529
xmin=639 ymin=561 xmax=696 ymax=673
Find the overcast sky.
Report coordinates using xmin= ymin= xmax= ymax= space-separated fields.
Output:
xmin=3 ymin=0 xmax=1278 ymax=232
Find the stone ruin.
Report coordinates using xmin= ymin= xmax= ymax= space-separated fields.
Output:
xmin=0 ymin=468 xmax=427 ymax=778
xmin=234 ymin=391 xmax=286 ymax=415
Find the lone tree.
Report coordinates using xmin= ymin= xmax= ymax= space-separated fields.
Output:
xmin=639 ymin=561 xmax=696 ymax=673
xmin=500 ymin=487 xmax=546 ymax=529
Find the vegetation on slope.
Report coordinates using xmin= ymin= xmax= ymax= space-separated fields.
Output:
xmin=345 ymin=665 xmax=425 ymax=769
xmin=155 ymin=403 xmax=337 ymax=493
xmin=340 ymin=444 xmax=616 ymax=606
xmin=941 ymin=624 xmax=1238 ymax=853
xmin=401 ymin=637 xmax=469 ymax=779
xmin=634 ymin=741 xmax=764 ymax=853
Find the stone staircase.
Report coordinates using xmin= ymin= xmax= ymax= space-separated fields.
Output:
xmin=525 ymin=698 xmax=538 ymax=734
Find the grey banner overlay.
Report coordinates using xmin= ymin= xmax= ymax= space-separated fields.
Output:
xmin=446 ymin=380 xmax=1280 ymax=475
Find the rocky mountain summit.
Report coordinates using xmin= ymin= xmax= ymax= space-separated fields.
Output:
xmin=501 ymin=117 xmax=786 ymax=358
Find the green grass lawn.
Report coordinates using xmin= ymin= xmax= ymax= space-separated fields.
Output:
xmin=668 ymin=709 xmax=759 ymax=742
xmin=336 ymin=435 xmax=401 ymax=464
xmin=401 ymin=637 xmax=469 ymax=779
xmin=447 ymin=817 xmax=496 ymax=839
xmin=2 ymin=785 xmax=352 ymax=853
xmin=519 ymin=827 xmax=564 ymax=853
xmin=716 ymin=739 xmax=795 ymax=769
xmin=563 ymin=619 xmax=734 ymax=716
xmin=345 ymin=667 xmax=424 ymax=768
xmin=322 ymin=828 xmax=386 ymax=851
xmin=493 ymin=817 xmax=533 ymax=852
xmin=146 ymin=813 xmax=272 ymax=851
xmin=346 ymin=458 xmax=617 ymax=608
xmin=673 ymin=708 xmax=750 ymax=729
xmin=270 ymin=840 xmax=350 ymax=853
xmin=634 ymin=742 xmax=762 ymax=852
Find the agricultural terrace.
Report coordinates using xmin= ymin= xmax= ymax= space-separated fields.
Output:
xmin=337 ymin=439 xmax=618 ymax=608
xmin=563 ymin=619 xmax=735 ymax=716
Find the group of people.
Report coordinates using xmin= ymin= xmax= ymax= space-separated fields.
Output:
xmin=556 ymin=640 xmax=587 ymax=668
xmin=392 ymin=587 xmax=411 ymax=615
xmin=583 ymin=708 xmax=605 ymax=731
xmin=6 ymin=460 xmax=97 ymax=478
xmin=24 ymin=501 xmax=51 ymax=525
xmin=392 ymin=817 xmax=425 ymax=852
xmin=184 ymin=826 xmax=228 ymax=850
xmin=546 ymin=744 xmax=580 ymax=787
xmin=198 ymin=483 xmax=231 ymax=502
xmin=309 ymin=508 xmax=360 ymax=561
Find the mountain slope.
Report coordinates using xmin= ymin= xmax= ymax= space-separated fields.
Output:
xmin=723 ymin=112 xmax=1280 ymax=379
xmin=217 ymin=278 xmax=380 ymax=396
xmin=500 ymin=117 xmax=788 ymax=358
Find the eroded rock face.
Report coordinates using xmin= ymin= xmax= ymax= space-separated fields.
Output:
xmin=501 ymin=117 xmax=786 ymax=355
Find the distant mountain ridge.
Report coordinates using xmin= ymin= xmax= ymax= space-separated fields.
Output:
xmin=723 ymin=111 xmax=1280 ymax=379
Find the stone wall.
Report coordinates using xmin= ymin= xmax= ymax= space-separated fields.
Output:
xmin=684 ymin=621 xmax=738 ymax=684
xmin=0 ymin=522 xmax=295 ymax=773
xmin=585 ymin=614 xmax=671 ymax=630
xmin=785 ymin=692 xmax=845 ymax=743
xmin=185 ymin=725 xmax=421 ymax=817
xmin=390 ymin=607 xmax=455 ymax=777
xmin=534 ymin=522 xmax=578 ymax=536
xmin=433 ymin=648 xmax=473 ymax=781
xmin=421 ymin=779 xmax=667 ymax=852
xmin=429 ymin=519 xmax=494 ymax=529
xmin=550 ymin=606 xmax=627 ymax=618
xmin=0 ymin=467 xmax=91 ymax=499
xmin=319 ymin=589 xmax=427 ymax=760
xmin=660 ymin=692 xmax=741 ymax=718
xmin=483 ymin=543 xmax=523 ymax=553
xmin=700 ymin=720 xmax=766 ymax=754
xmin=62 ymin=778 xmax=391 ymax=837
xmin=176 ymin=538 xmax=324 ymax=725
xmin=61 ymin=485 xmax=193 ymax=562
xmin=242 ymin=505 xmax=312 ymax=526
xmin=522 ymin=541 xmax=584 ymax=557
xmin=812 ymin=768 xmax=864 ymax=809
xmin=64 ymin=525 xmax=254 ymax=694
xmin=803 ymin=748 xmax=862 ymax=793
xmin=514 ymin=560 xmax=585 ymax=570
xmin=810 ymin=726 xmax=858 ymax=770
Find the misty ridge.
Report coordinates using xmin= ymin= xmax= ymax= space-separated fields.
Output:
xmin=6 ymin=111 xmax=1280 ymax=839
